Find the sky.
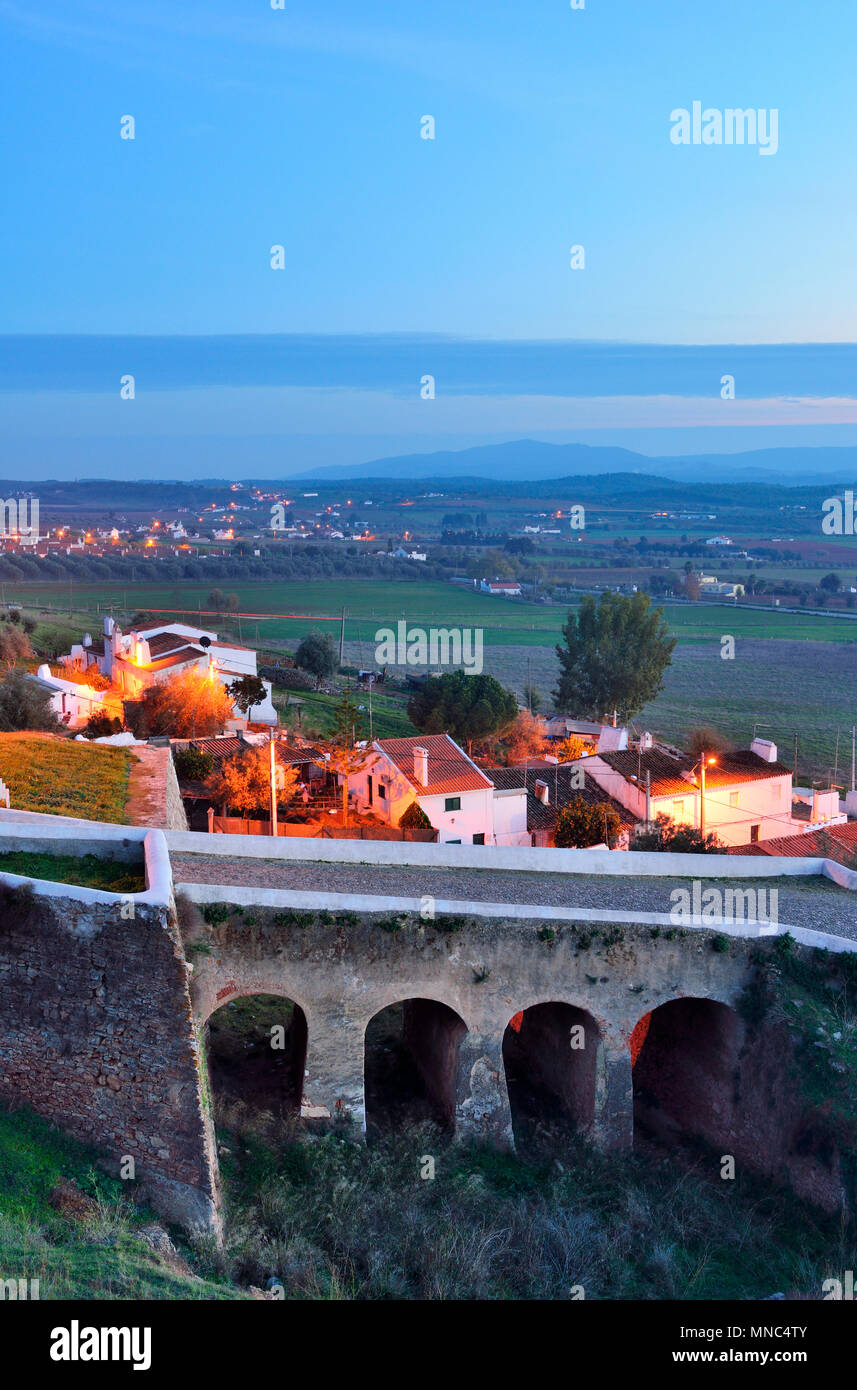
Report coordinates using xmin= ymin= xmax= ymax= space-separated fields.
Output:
xmin=2 ymin=0 xmax=857 ymax=478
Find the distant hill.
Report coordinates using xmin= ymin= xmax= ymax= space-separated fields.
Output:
xmin=293 ymin=439 xmax=857 ymax=486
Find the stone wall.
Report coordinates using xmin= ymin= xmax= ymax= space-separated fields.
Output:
xmin=0 ymin=883 xmax=216 ymax=1230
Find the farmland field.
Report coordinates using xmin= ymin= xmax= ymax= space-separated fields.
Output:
xmin=6 ymin=579 xmax=855 ymax=783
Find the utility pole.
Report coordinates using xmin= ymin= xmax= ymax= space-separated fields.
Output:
xmin=793 ymin=733 xmax=799 ymax=784
xmin=269 ymin=729 xmax=278 ymax=838
xmin=699 ymin=754 xmax=707 ymax=838
xmin=339 ymin=607 xmax=346 ymax=664
xmin=645 ymin=769 xmax=651 ymax=825
xmin=834 ymin=727 xmax=841 ymax=786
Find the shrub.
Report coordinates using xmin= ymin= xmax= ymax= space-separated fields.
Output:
xmin=173 ymin=746 xmax=216 ymax=781
xmin=83 ymin=713 xmax=123 ymax=739
xmin=399 ymin=801 xmax=432 ymax=830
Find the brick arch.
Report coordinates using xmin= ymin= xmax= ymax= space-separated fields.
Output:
xmin=364 ymin=996 xmax=468 ymax=1137
xmin=204 ymin=990 xmax=309 ymax=1118
xmin=502 ymin=1001 xmax=601 ymax=1149
xmin=631 ymin=996 xmax=745 ymax=1153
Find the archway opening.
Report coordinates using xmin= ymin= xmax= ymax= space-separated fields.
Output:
xmin=632 ymin=997 xmax=742 ymax=1153
xmin=206 ymin=993 xmax=308 ymax=1117
xmin=364 ymin=998 xmax=467 ymax=1139
xmin=502 ymin=1002 xmax=599 ymax=1153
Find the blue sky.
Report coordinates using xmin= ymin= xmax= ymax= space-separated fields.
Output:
xmin=2 ymin=0 xmax=857 ymax=477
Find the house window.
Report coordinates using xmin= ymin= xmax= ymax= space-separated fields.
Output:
xmin=750 ymin=824 xmax=760 ymax=843
xmin=729 ymin=792 xmax=739 ymax=808
xmin=446 ymin=838 xmax=462 ymax=844
xmin=378 ymin=783 xmax=386 ymax=799
xmin=473 ymin=833 xmax=485 ymax=845
xmin=445 ymin=796 xmax=461 ymax=812
xmin=672 ymin=799 xmax=685 ymax=817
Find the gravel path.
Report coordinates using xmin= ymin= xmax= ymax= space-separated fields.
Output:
xmin=171 ymin=854 xmax=857 ymax=940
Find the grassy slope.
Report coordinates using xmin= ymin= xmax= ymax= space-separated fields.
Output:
xmin=0 ymin=1107 xmax=242 ymax=1300
xmin=0 ymin=735 xmax=133 ymax=822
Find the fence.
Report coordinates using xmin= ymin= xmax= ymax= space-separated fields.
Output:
xmin=208 ymin=811 xmax=436 ymax=842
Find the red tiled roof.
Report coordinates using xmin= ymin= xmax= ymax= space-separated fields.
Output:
xmin=489 ymin=765 xmax=637 ymax=832
xmin=376 ymin=734 xmax=493 ymax=795
xmin=727 ymin=821 xmax=857 ymax=865
xmin=599 ymin=747 xmax=793 ymax=797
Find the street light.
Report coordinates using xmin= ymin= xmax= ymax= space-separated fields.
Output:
xmin=697 ymin=753 xmax=717 ymax=838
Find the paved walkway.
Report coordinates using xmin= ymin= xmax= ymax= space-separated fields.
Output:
xmin=170 ymin=854 xmax=857 ymax=940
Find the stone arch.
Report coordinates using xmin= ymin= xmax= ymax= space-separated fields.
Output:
xmin=502 ymin=1001 xmax=601 ymax=1151
xmin=364 ymin=997 xmax=468 ymax=1138
xmin=205 ymin=991 xmax=308 ymax=1117
xmin=631 ymin=996 xmax=744 ymax=1153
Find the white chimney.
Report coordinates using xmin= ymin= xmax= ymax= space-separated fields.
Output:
xmin=104 ymin=616 xmax=115 ymax=638
xmin=82 ymin=633 xmax=92 ymax=648
xmin=413 ymin=746 xmax=429 ymax=787
xmin=751 ymin=737 xmax=777 ymax=763
xmin=534 ymin=779 xmax=549 ymax=805
xmin=640 ymin=731 xmax=653 ymax=751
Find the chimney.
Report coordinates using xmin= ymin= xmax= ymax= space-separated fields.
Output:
xmin=750 ymin=737 xmax=777 ymax=763
xmin=534 ymin=779 xmax=549 ymax=805
xmin=103 ymin=616 xmax=114 ymax=638
xmin=413 ymin=746 xmax=429 ymax=787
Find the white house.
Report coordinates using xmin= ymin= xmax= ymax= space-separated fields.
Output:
xmin=61 ymin=617 xmax=277 ymax=725
xmin=480 ymin=579 xmax=522 ymax=597
xmin=345 ymin=733 xmax=530 ymax=845
xmin=584 ymin=738 xmax=802 ymax=848
xmin=28 ymin=664 xmax=108 ymax=730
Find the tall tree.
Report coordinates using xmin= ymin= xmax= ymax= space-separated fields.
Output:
xmin=294 ymin=630 xmax=338 ymax=688
xmin=227 ymin=674 xmax=267 ymax=716
xmin=326 ymin=688 xmax=371 ymax=826
xmin=207 ymin=744 xmax=298 ymax=816
xmin=553 ymin=592 xmax=676 ymax=724
xmin=137 ymin=667 xmax=233 ymax=738
xmin=407 ymin=670 xmax=517 ymax=753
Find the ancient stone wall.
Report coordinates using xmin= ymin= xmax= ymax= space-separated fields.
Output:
xmin=0 ymin=885 xmax=216 ymax=1229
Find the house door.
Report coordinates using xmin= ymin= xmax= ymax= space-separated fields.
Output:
xmin=367 ymin=776 xmax=373 ymax=806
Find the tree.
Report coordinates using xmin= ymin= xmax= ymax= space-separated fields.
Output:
xmin=172 ymin=745 xmax=215 ymax=781
xmin=523 ymin=683 xmax=542 ymax=713
xmin=137 ymin=667 xmax=234 ymax=738
xmin=633 ymin=813 xmax=723 ymax=854
xmin=294 ymin=630 xmax=338 ymax=688
xmin=502 ymin=710 xmax=547 ymax=763
xmin=227 ymin=674 xmax=267 ymax=716
xmin=555 ymin=799 xmax=621 ymax=849
xmin=553 ymin=592 xmax=676 ymax=723
xmin=0 ymin=625 xmax=32 ymax=671
xmin=208 ymin=588 xmax=228 ymax=611
xmin=554 ymin=733 xmax=588 ymax=763
xmin=207 ymin=743 xmax=298 ymax=816
xmin=0 ymin=671 xmax=59 ymax=732
xmin=407 ymin=670 xmax=518 ymax=753
xmin=325 ymin=689 xmax=371 ymax=826
xmin=820 ymin=572 xmax=841 ymax=592
xmin=399 ymin=800 xmax=433 ymax=830
xmin=685 ymin=726 xmax=734 ymax=759
xmin=83 ymin=713 xmax=123 ymax=739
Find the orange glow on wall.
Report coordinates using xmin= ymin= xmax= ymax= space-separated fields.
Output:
xmin=629 ymin=1012 xmax=652 ymax=1066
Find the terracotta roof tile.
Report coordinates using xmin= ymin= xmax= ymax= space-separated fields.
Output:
xmin=376 ymin=734 xmax=493 ymax=795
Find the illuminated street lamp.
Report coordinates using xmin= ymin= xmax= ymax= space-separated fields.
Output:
xmin=696 ymin=753 xmax=717 ymax=838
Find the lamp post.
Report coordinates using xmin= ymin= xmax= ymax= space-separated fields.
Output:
xmin=698 ymin=753 xmax=717 ymax=838
xmin=269 ymin=729 xmax=278 ymax=838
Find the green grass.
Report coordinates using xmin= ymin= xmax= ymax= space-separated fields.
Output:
xmin=0 ymin=851 xmax=144 ymax=894
xmin=8 ymin=578 xmax=857 ymax=648
xmin=274 ymin=686 xmax=417 ymax=740
xmin=0 ymin=735 xmax=134 ymax=823
xmin=206 ymin=1103 xmax=853 ymax=1301
xmin=0 ymin=1106 xmax=243 ymax=1299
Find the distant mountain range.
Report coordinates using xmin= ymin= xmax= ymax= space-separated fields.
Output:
xmin=293 ymin=439 xmax=857 ymax=486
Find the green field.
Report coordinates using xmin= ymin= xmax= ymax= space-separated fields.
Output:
xmin=7 ymin=580 xmax=857 ymax=781
xmin=8 ymin=578 xmax=857 ymax=650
